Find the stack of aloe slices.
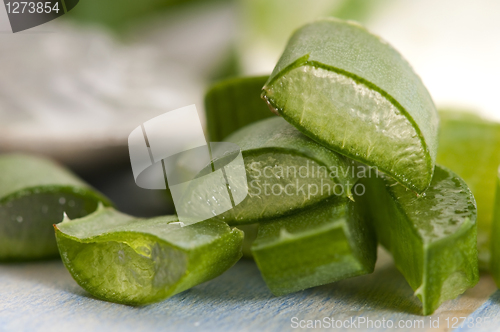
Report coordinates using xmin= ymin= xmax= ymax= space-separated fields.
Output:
xmin=1 ymin=18 xmax=492 ymax=314
xmin=204 ymin=18 xmax=479 ymax=315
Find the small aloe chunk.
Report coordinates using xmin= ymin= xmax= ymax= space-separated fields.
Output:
xmin=0 ymin=154 xmax=111 ymax=261
xmin=55 ymin=206 xmax=243 ymax=305
xmin=204 ymin=75 xmax=274 ymax=141
xmin=262 ymin=18 xmax=438 ymax=193
xmin=361 ymin=165 xmax=478 ymax=315
xmin=215 ymin=117 xmax=356 ymax=225
xmin=251 ymin=196 xmax=376 ymax=295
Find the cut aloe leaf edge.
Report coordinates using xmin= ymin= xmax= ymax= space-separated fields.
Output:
xmin=262 ymin=18 xmax=439 ymax=194
xmin=360 ymin=165 xmax=478 ymax=315
xmin=55 ymin=205 xmax=244 ymax=305
xmin=252 ymin=195 xmax=376 ymax=296
xmin=209 ymin=117 xmax=358 ymax=225
xmin=0 ymin=154 xmax=111 ymax=261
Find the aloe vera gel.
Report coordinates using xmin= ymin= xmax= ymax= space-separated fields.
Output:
xmin=55 ymin=206 xmax=243 ymax=305
xmin=262 ymin=18 xmax=438 ymax=193
xmin=252 ymin=196 xmax=376 ymax=295
xmin=214 ymin=117 xmax=357 ymax=225
xmin=0 ymin=154 xmax=110 ymax=261
xmin=360 ymin=166 xmax=478 ymax=315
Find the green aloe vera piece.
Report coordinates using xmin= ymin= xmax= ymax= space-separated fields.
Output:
xmin=252 ymin=196 xmax=376 ymax=295
xmin=205 ymin=75 xmax=274 ymax=141
xmin=0 ymin=154 xmax=111 ymax=261
xmin=55 ymin=206 xmax=243 ymax=305
xmin=361 ymin=165 xmax=478 ymax=315
xmin=262 ymin=18 xmax=438 ymax=194
xmin=212 ymin=117 xmax=357 ymax=225
xmin=437 ymin=110 xmax=500 ymax=268
xmin=491 ymin=169 xmax=500 ymax=285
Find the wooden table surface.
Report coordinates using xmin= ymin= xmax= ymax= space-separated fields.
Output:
xmin=0 ymin=249 xmax=498 ymax=332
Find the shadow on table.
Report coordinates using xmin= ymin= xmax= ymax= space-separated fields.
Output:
xmin=167 ymin=250 xmax=421 ymax=316
xmin=0 ymin=247 xmax=421 ymax=316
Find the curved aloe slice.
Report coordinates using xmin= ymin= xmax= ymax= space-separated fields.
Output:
xmin=261 ymin=18 xmax=438 ymax=193
xmin=205 ymin=75 xmax=274 ymax=141
xmin=55 ymin=206 xmax=243 ymax=305
xmin=213 ymin=117 xmax=356 ymax=225
xmin=437 ymin=110 xmax=500 ymax=268
xmin=361 ymin=165 xmax=478 ymax=315
xmin=252 ymin=196 xmax=376 ymax=295
xmin=490 ymin=169 xmax=500 ymax=285
xmin=0 ymin=154 xmax=111 ymax=261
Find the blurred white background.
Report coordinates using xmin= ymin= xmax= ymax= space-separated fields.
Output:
xmin=0 ymin=0 xmax=498 ymax=214
xmin=1 ymin=0 xmax=498 ymax=163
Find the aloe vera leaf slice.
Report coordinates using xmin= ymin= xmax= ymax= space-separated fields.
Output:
xmin=204 ymin=75 xmax=274 ymax=141
xmin=437 ymin=110 xmax=500 ymax=268
xmin=490 ymin=169 xmax=500 ymax=285
xmin=207 ymin=117 xmax=357 ymax=225
xmin=251 ymin=195 xmax=376 ymax=296
xmin=360 ymin=165 xmax=478 ymax=315
xmin=55 ymin=206 xmax=243 ymax=305
xmin=0 ymin=154 xmax=111 ymax=261
xmin=261 ymin=18 xmax=438 ymax=194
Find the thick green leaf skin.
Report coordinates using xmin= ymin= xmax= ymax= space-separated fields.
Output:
xmin=262 ymin=18 xmax=438 ymax=194
xmin=213 ymin=117 xmax=357 ymax=225
xmin=437 ymin=110 xmax=500 ymax=268
xmin=491 ymin=171 xmax=500 ymax=286
xmin=0 ymin=154 xmax=111 ymax=261
xmin=204 ymin=75 xmax=274 ymax=142
xmin=55 ymin=207 xmax=243 ymax=305
xmin=251 ymin=196 xmax=376 ymax=296
xmin=361 ymin=165 xmax=478 ymax=315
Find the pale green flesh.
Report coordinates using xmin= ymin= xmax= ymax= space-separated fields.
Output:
xmin=360 ymin=166 xmax=478 ymax=315
xmin=216 ymin=152 xmax=341 ymax=224
xmin=252 ymin=196 xmax=376 ymax=296
xmin=264 ymin=64 xmax=429 ymax=193
xmin=195 ymin=117 xmax=358 ymax=226
xmin=0 ymin=154 xmax=111 ymax=261
xmin=437 ymin=110 xmax=500 ymax=268
xmin=263 ymin=18 xmax=439 ymax=193
xmin=389 ymin=167 xmax=476 ymax=242
xmin=0 ymin=189 xmax=102 ymax=261
xmin=56 ymin=207 xmax=243 ymax=305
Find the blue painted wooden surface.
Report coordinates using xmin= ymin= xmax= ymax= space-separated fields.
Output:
xmin=0 ymin=250 xmax=498 ymax=332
